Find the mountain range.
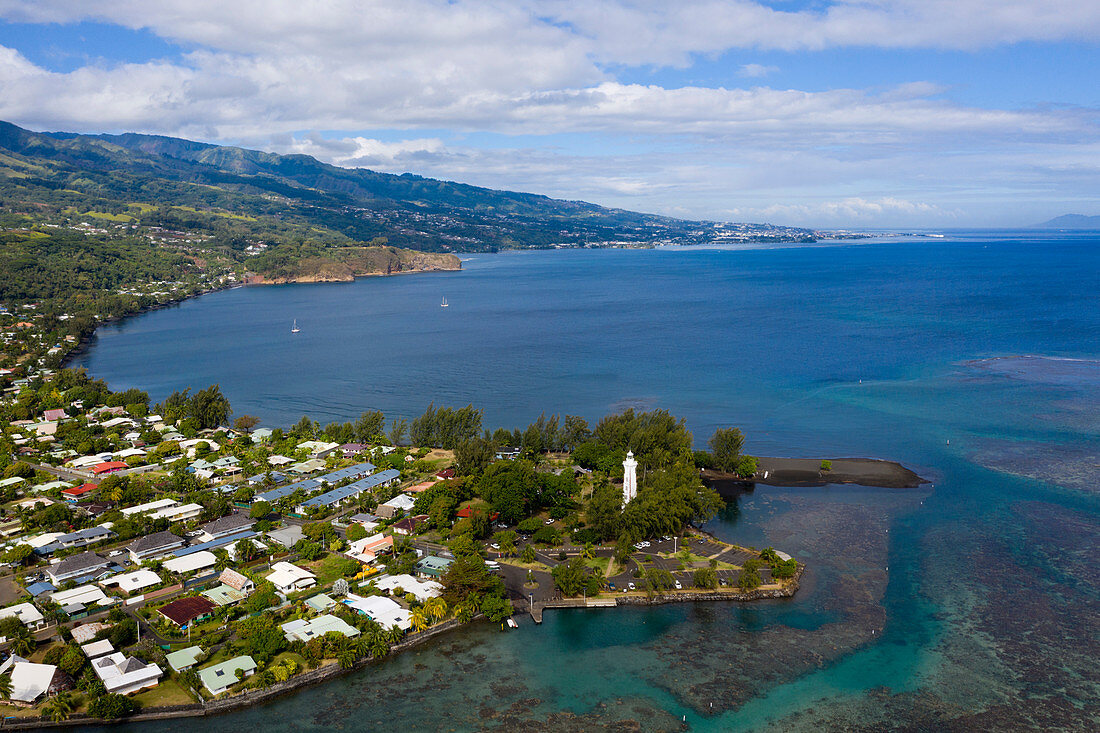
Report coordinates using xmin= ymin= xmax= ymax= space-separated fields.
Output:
xmin=0 ymin=120 xmax=815 ymax=253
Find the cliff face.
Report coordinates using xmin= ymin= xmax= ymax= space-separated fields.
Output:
xmin=255 ymin=246 xmax=461 ymax=284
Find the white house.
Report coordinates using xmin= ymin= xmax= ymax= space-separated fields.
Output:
xmin=266 ymin=562 xmax=316 ymax=594
xmin=90 ymin=652 xmax=163 ymax=695
xmin=281 ymin=614 xmax=359 ymax=643
xmin=342 ymin=593 xmax=411 ymax=631
xmin=2 ymin=658 xmax=59 ymax=704
xmin=199 ymin=655 xmax=256 ymax=696
xmin=0 ymin=602 xmax=47 ymax=631
xmin=100 ymin=569 xmax=162 ymax=594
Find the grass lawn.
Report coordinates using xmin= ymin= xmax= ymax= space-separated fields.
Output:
xmin=306 ymin=553 xmax=359 ymax=585
xmin=132 ymin=677 xmax=196 ymax=707
xmin=499 ymin=558 xmax=552 ymax=572
xmin=582 ymin=556 xmax=610 ymax=574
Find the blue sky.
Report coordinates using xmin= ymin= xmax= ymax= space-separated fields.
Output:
xmin=0 ymin=1 xmax=1098 ymax=227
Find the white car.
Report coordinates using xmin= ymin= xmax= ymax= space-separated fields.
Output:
xmin=628 ymin=582 xmax=636 ymax=591
xmin=489 ymin=543 xmax=500 ymax=549
xmin=544 ymin=519 xmax=554 ymax=525
xmin=674 ymin=581 xmax=683 ymax=590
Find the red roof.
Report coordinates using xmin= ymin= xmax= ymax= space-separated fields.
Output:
xmin=456 ymin=504 xmax=499 ymax=520
xmin=435 ymin=469 xmax=455 ymax=479
xmin=92 ymin=461 xmax=128 ymax=475
xmin=62 ymin=484 xmax=97 ymax=497
xmin=158 ymin=596 xmax=216 ymax=625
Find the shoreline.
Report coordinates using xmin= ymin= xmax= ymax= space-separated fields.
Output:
xmin=702 ymin=456 xmax=927 ymax=495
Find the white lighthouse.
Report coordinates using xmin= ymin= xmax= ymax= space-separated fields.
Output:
xmin=622 ymin=450 xmax=638 ymax=506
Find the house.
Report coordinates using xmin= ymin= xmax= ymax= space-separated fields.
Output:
xmin=35 ymin=525 xmax=115 ymax=554
xmin=374 ymin=574 xmax=443 ymax=603
xmin=415 ymin=555 xmax=454 ymax=579
xmin=165 ymin=646 xmax=204 ymax=672
xmin=42 ymin=409 xmax=68 ymax=422
xmin=281 ymin=614 xmax=359 ymax=643
xmin=61 ymin=483 xmax=97 ymax=502
xmin=202 ymin=585 xmax=246 ymax=607
xmin=265 ymin=525 xmax=305 ymax=549
xmin=253 ymin=477 xmax=321 ymax=504
xmin=158 ymin=596 xmax=217 ymax=627
xmin=127 ymin=531 xmax=186 ymax=562
xmin=163 ymin=551 xmax=218 ymax=575
xmin=121 ymin=498 xmax=179 ymax=517
xmin=217 ymin=568 xmax=255 ymax=594
xmin=1 ymin=657 xmax=60 ymax=705
xmin=266 ymin=562 xmax=316 ymax=594
xmin=304 ymin=593 xmax=337 ymax=613
xmin=348 ymin=533 xmax=393 ymax=563
xmin=245 ymin=471 xmax=286 ymax=486
xmin=0 ymin=602 xmax=47 ymax=631
xmin=267 ymin=455 xmax=295 ymax=466
xmin=342 ymin=593 xmax=411 ymax=630
xmin=376 ymin=492 xmax=416 ymax=519
xmin=51 ymin=584 xmax=111 ymax=609
xmin=391 ymin=515 xmax=429 ymax=536
xmin=339 ymin=443 xmax=368 ymax=456
xmin=197 ymin=513 xmax=254 ymax=543
xmin=435 ymin=468 xmax=455 ymax=480
xmin=80 ymin=639 xmax=115 ymax=659
xmin=495 ymin=447 xmax=521 ymax=460
xmin=297 ymin=440 xmax=340 ymax=457
xmin=100 ymin=569 xmax=162 ymax=594
xmin=250 ymin=428 xmax=274 ymax=442
xmin=90 ymin=653 xmax=163 ymax=695
xmin=92 ymin=461 xmax=128 ymax=475
xmin=289 ymin=458 xmax=326 ymax=474
xmin=24 ymin=581 xmax=56 ymax=598
xmin=147 ymin=502 xmax=203 ymax=523
xmin=456 ymin=504 xmax=499 ymax=521
xmin=46 ymin=551 xmax=111 ymax=584
xmin=199 ymin=655 xmax=256 ymax=696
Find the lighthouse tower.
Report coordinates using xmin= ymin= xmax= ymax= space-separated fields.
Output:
xmin=622 ymin=451 xmax=638 ymax=506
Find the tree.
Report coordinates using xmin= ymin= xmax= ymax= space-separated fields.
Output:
xmin=0 ymin=672 xmax=11 ymax=700
xmin=345 ymin=523 xmax=367 ymax=542
xmin=708 ymin=427 xmax=745 ymax=472
xmin=521 ymin=544 xmax=537 ymax=563
xmin=454 ymin=437 xmax=493 ymax=477
xmin=354 ymin=410 xmax=386 ymax=443
xmin=42 ymin=692 xmax=75 ymax=722
xmin=190 ymin=384 xmax=231 ymax=428
xmin=693 ymin=568 xmax=718 ymax=589
xmin=2 ymin=543 xmax=33 ymax=566
xmin=387 ymin=417 xmax=408 ymax=446
xmin=6 ymin=623 xmax=34 ymax=657
xmin=410 ymin=608 xmax=429 ymax=633
xmin=439 ymin=555 xmax=505 ymax=607
xmin=234 ymin=415 xmax=260 ymax=434
xmin=248 ymin=501 xmax=271 ymax=520
xmin=551 ymin=556 xmax=591 ymax=597
xmin=88 ymin=693 xmax=135 ymax=720
xmin=479 ymin=594 xmax=512 ymax=624
xmin=738 ymin=567 xmax=762 ymax=591
xmin=235 ymin=537 xmax=261 ymax=562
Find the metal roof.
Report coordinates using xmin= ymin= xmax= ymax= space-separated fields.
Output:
xmin=298 ymin=469 xmax=400 ymax=509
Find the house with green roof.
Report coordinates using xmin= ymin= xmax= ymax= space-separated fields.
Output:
xmin=165 ymin=646 xmax=204 ymax=672
xmin=198 ymin=655 xmax=256 ymax=696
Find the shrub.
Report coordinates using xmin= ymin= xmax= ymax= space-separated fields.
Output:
xmin=820 ymin=460 xmax=832 ymax=471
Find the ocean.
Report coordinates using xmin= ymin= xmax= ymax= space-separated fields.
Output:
xmin=74 ymin=230 xmax=1099 ymax=730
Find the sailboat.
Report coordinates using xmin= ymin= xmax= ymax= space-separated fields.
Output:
xmin=440 ymin=296 xmax=449 ymax=308
xmin=291 ymin=319 xmax=300 ymax=333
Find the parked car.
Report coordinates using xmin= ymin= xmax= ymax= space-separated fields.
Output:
xmin=674 ymin=581 xmax=683 ymax=590
xmin=628 ymin=582 xmax=636 ymax=590
xmin=544 ymin=519 xmax=554 ymax=525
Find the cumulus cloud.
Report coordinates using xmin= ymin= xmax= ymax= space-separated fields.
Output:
xmin=0 ymin=1 xmax=1097 ymax=226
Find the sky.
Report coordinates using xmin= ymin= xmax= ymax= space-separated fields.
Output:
xmin=0 ymin=1 xmax=1098 ymax=228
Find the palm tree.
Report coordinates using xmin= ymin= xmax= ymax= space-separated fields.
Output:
xmin=42 ymin=692 xmax=74 ymax=722
xmin=425 ymin=597 xmax=447 ymax=623
xmin=410 ymin=608 xmax=429 ymax=633
xmin=384 ymin=625 xmax=404 ymax=645
xmin=8 ymin=625 xmax=34 ymax=657
xmin=0 ymin=672 xmax=12 ymax=700
xmin=582 ymin=542 xmax=596 ymax=560
xmin=455 ymin=602 xmax=475 ymax=624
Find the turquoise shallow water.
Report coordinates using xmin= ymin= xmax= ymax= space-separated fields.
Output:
xmin=74 ymin=231 xmax=1099 ymax=730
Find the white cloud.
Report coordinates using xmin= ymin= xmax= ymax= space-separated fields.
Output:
xmin=738 ymin=63 xmax=779 ymax=78
xmin=0 ymin=1 xmax=1097 ymax=226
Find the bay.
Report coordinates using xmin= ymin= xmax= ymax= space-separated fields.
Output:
xmin=73 ymin=230 xmax=1100 ymax=730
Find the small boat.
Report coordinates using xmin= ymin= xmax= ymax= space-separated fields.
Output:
xmin=291 ymin=319 xmax=300 ymax=333
xmin=506 ymin=618 xmax=518 ymax=629
xmin=440 ymin=296 xmax=449 ymax=308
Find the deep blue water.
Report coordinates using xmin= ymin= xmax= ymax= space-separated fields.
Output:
xmin=74 ymin=231 xmax=1100 ymax=730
